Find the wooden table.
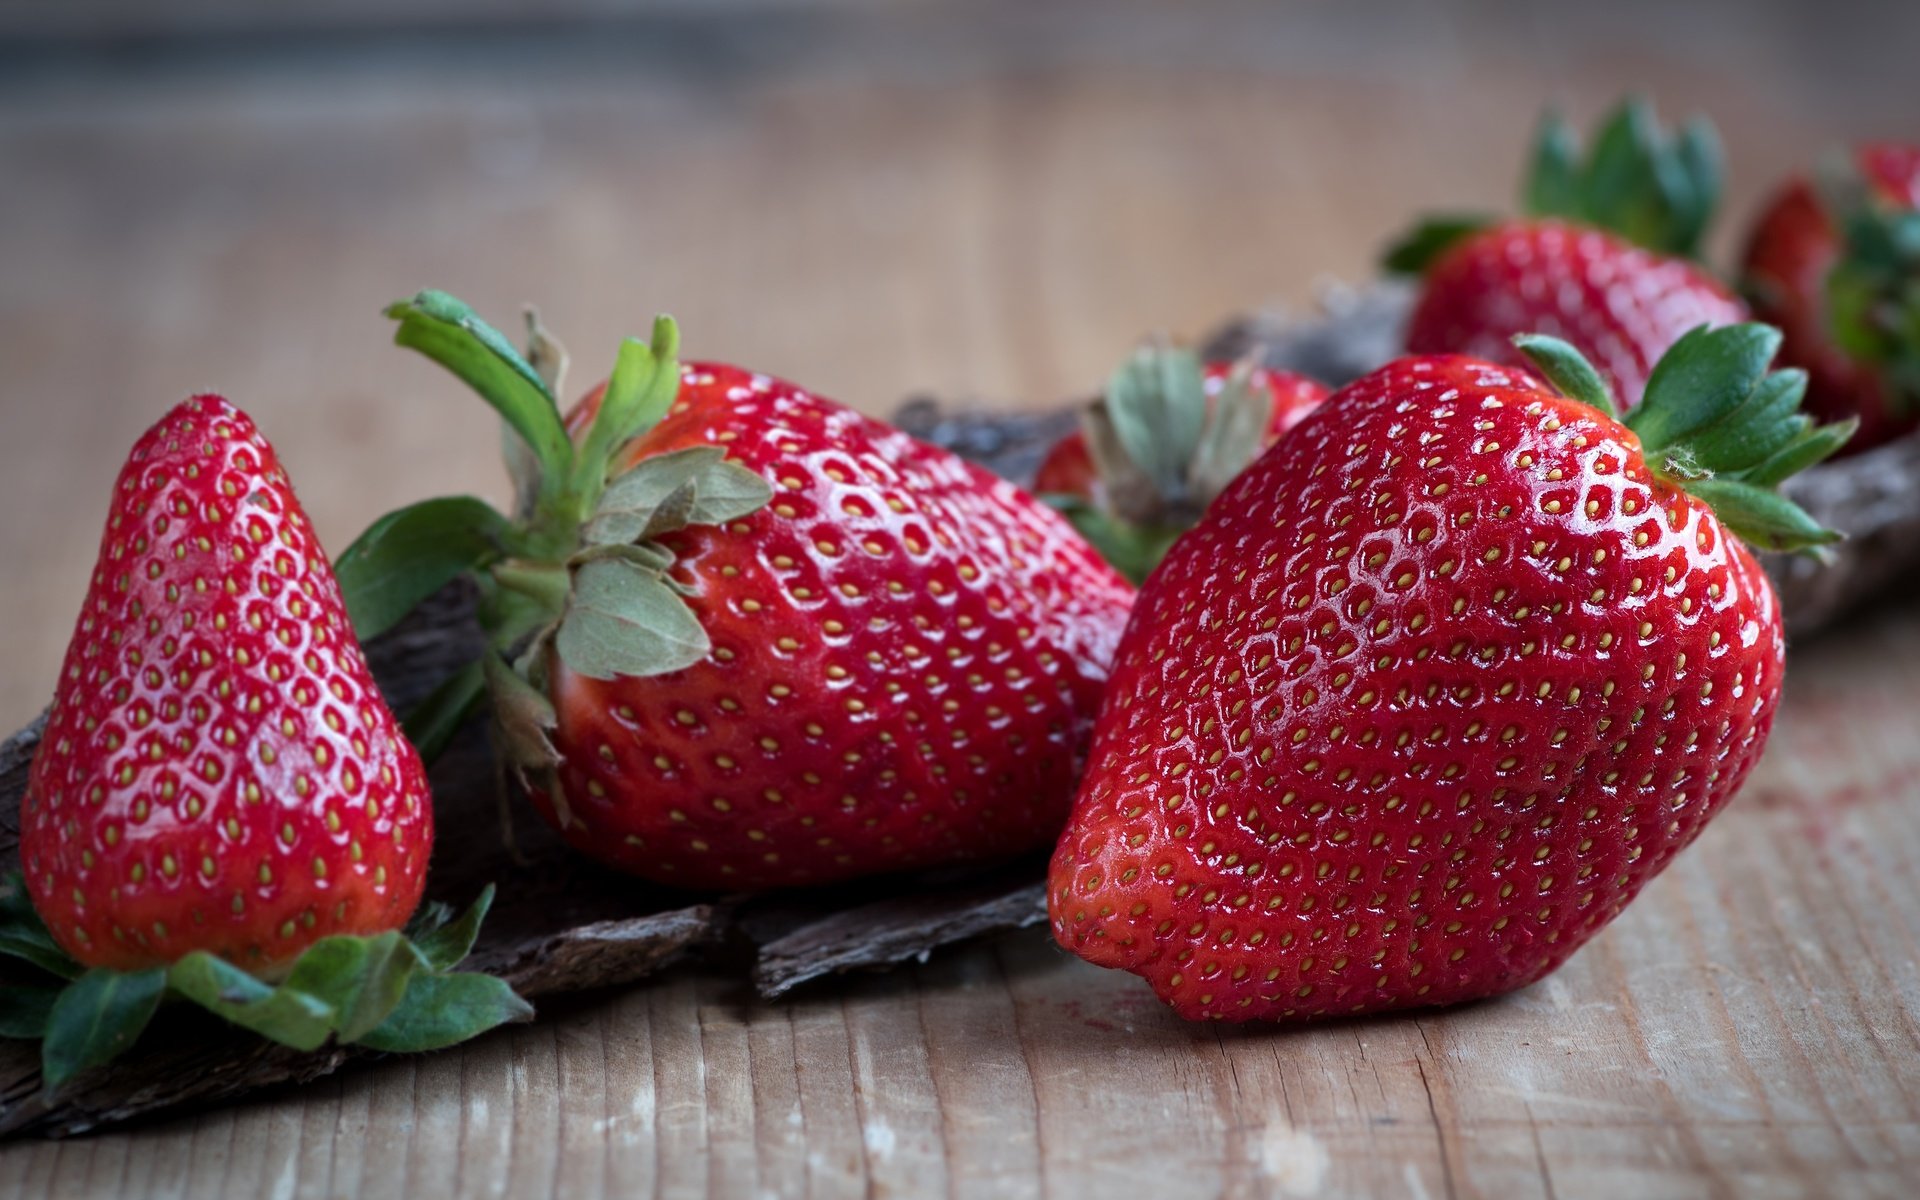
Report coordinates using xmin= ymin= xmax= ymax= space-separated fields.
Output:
xmin=3 ymin=3 xmax=1918 ymax=1195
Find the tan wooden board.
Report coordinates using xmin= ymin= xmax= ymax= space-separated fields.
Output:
xmin=2 ymin=3 xmax=1919 ymax=1195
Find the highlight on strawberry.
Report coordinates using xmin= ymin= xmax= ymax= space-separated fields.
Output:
xmin=337 ymin=291 xmax=1135 ymax=891
xmin=1035 ymin=344 xmax=1328 ymax=584
xmin=1742 ymin=142 xmax=1920 ymax=453
xmin=1048 ymin=322 xmax=1853 ymax=1022
xmin=5 ymin=397 xmax=530 ymax=1091
xmin=1385 ymin=97 xmax=1748 ymax=407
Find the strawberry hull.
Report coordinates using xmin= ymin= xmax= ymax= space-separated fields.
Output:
xmin=538 ymin=363 xmax=1136 ymax=890
xmin=1050 ymin=354 xmax=1788 ymax=1021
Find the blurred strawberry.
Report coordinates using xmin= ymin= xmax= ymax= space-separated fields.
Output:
xmin=1388 ymin=97 xmax=1746 ymax=407
xmin=1742 ymin=143 xmax=1920 ymax=452
xmin=1035 ymin=347 xmax=1328 ymax=583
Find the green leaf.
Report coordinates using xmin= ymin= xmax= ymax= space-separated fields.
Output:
xmin=1517 ymin=97 xmax=1721 ymax=258
xmin=1524 ymin=111 xmax=1582 ymax=218
xmin=483 ymin=651 xmax=562 ymax=777
xmin=1579 ymin=99 xmax=1661 ymax=246
xmin=1188 ymin=368 xmax=1275 ymax=503
xmin=1103 ymin=345 xmax=1209 ymax=504
xmin=167 ymin=952 xmax=337 ymax=1052
xmin=355 ymin=970 xmax=533 ymax=1054
xmin=583 ymin=446 xmax=774 ymax=546
xmin=1616 ymin=323 xmax=1853 ymax=552
xmin=1048 ymin=495 xmax=1184 ymax=587
xmin=402 ymin=659 xmax=488 ymax=765
xmin=42 ymin=967 xmax=166 ymax=1088
xmin=411 ymin=886 xmax=495 ymax=973
xmin=1678 ymin=368 xmax=1808 ymax=475
xmin=404 ymin=899 xmax=457 ymax=944
xmin=0 ymin=985 xmax=60 ymax=1039
xmin=1685 ymin=478 xmax=1841 ymax=555
xmin=1628 ymin=325 xmax=1781 ymax=454
xmin=1824 ymin=190 xmax=1920 ymax=413
xmin=386 ymin=291 xmax=574 ymax=507
xmin=1671 ymin=117 xmax=1724 ymax=260
xmin=282 ymin=932 xmax=424 ymax=1043
xmin=1382 ymin=215 xmax=1494 ymax=275
xmin=554 ymin=557 xmax=710 ymax=680
xmin=336 ymin=496 xmax=512 ymax=640
xmin=0 ymin=875 xmax=82 ymax=981
xmin=1512 ymin=334 xmax=1618 ymax=420
xmin=1739 ymin=419 xmax=1858 ymax=488
xmin=571 ymin=318 xmax=685 ymax=507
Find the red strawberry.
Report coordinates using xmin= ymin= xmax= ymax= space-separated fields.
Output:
xmin=1403 ymin=220 xmax=1747 ymax=406
xmin=1388 ymin=98 xmax=1745 ymax=407
xmin=1034 ymin=359 xmax=1328 ymax=503
xmin=1032 ymin=346 xmax=1329 ymax=585
xmin=343 ymin=293 xmax=1134 ymax=891
xmin=1048 ymin=325 xmax=1851 ymax=1021
xmin=22 ymin=396 xmax=431 ymax=972
xmin=1741 ymin=142 xmax=1920 ymax=453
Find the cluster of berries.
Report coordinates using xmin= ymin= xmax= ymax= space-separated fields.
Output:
xmin=6 ymin=101 xmax=1908 ymax=1081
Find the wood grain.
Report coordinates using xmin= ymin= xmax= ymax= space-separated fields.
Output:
xmin=3 ymin=1 xmax=1919 ymax=1195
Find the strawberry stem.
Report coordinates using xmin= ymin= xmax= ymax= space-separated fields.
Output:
xmin=569 ymin=318 xmax=683 ymax=511
xmin=490 ymin=560 xmax=571 ymax=614
xmin=386 ymin=292 xmax=575 ymax=522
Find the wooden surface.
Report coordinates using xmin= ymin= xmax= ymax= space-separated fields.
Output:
xmin=3 ymin=2 xmax=1919 ymax=1195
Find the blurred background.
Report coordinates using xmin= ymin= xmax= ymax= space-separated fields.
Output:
xmin=3 ymin=0 xmax=1917 ymax=729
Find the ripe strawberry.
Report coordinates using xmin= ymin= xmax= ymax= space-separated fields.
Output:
xmin=22 ymin=396 xmax=431 ymax=971
xmin=1031 ymin=346 xmax=1329 ymax=585
xmin=343 ymin=293 xmax=1134 ymax=891
xmin=1741 ymin=143 xmax=1920 ymax=453
xmin=1033 ymin=357 xmax=1328 ymax=503
xmin=1049 ymin=325 xmax=1851 ymax=1021
xmin=8 ymin=396 xmax=526 ymax=1086
xmin=1403 ymin=221 xmax=1748 ymax=407
xmin=1388 ymin=98 xmax=1746 ymax=407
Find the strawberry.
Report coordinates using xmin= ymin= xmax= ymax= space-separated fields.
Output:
xmin=1033 ymin=346 xmax=1329 ymax=584
xmin=1388 ymin=98 xmax=1747 ymax=407
xmin=1741 ymin=142 xmax=1920 ymax=453
xmin=5 ymin=396 xmax=528 ymax=1088
xmin=339 ymin=292 xmax=1134 ymax=891
xmin=1402 ymin=221 xmax=1748 ymax=407
xmin=1048 ymin=324 xmax=1852 ymax=1021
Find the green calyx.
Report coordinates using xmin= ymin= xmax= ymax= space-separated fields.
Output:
xmin=1384 ymin=96 xmax=1722 ymax=274
xmin=1820 ymin=165 xmax=1920 ymax=413
xmin=339 ymin=291 xmax=773 ymax=773
xmin=0 ymin=875 xmax=530 ymax=1091
xmin=1515 ymin=325 xmax=1855 ymax=554
xmin=1045 ymin=344 xmax=1273 ymax=585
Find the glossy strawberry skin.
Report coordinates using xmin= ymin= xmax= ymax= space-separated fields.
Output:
xmin=1407 ymin=220 xmax=1748 ymax=408
xmin=1050 ymin=356 xmax=1782 ymax=1020
xmin=541 ymin=363 xmax=1136 ymax=890
xmin=22 ymin=397 xmax=432 ymax=972
xmin=1033 ymin=365 xmax=1330 ymax=501
xmin=1742 ymin=143 xmax=1920 ymax=452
